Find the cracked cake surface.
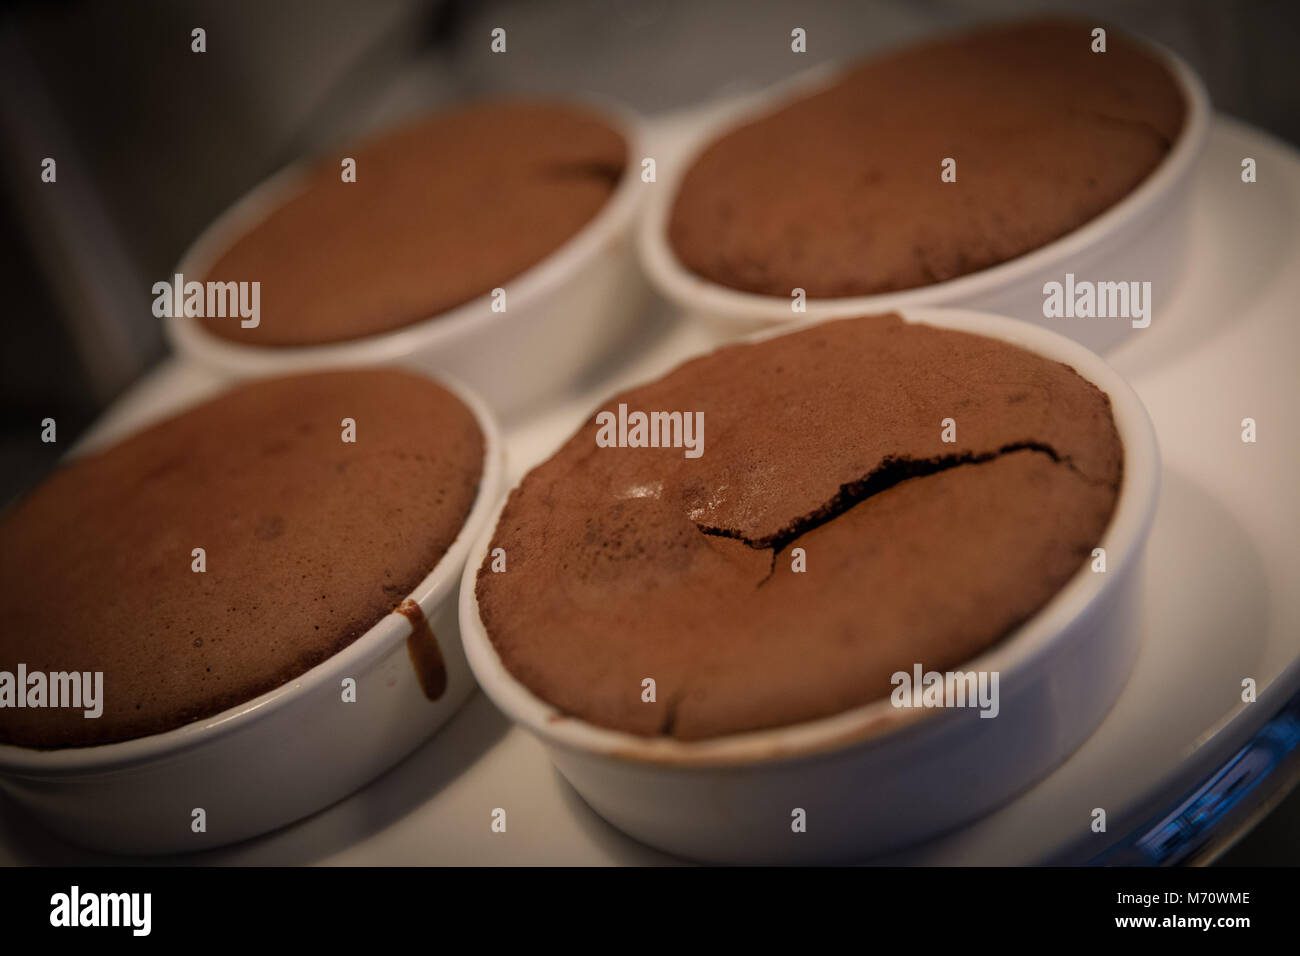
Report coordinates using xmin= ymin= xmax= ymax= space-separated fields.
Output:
xmin=475 ymin=314 xmax=1123 ymax=740
xmin=667 ymin=18 xmax=1186 ymax=297
xmin=0 ymin=368 xmax=484 ymax=749
xmin=200 ymin=99 xmax=627 ymax=347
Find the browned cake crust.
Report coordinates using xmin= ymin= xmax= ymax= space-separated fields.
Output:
xmin=0 ymin=369 xmax=484 ymax=749
xmin=476 ymin=314 xmax=1123 ymax=740
xmin=668 ymin=19 xmax=1186 ymax=297
xmin=199 ymin=100 xmax=626 ymax=347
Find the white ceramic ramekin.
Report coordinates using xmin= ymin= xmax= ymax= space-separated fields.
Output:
xmin=165 ymin=101 xmax=649 ymax=420
xmin=0 ymin=371 xmax=504 ymax=855
xmin=459 ymin=307 xmax=1160 ymax=864
xmin=639 ymin=38 xmax=1210 ymax=354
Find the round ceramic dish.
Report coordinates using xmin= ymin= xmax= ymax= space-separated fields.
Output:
xmin=0 ymin=371 xmax=504 ymax=855
xmin=166 ymin=102 xmax=649 ymax=420
xmin=459 ymin=307 xmax=1160 ymax=864
xmin=638 ymin=39 xmax=1210 ymax=354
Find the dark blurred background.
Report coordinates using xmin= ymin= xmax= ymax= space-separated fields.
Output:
xmin=0 ymin=0 xmax=1297 ymax=864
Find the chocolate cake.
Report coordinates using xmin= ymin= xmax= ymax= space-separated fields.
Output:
xmin=475 ymin=314 xmax=1123 ymax=740
xmin=199 ymin=100 xmax=627 ymax=347
xmin=0 ymin=369 xmax=484 ymax=749
xmin=668 ymin=19 xmax=1186 ymax=297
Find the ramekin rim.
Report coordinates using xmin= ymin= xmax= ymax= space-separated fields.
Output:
xmin=164 ymin=97 xmax=647 ymax=373
xmin=636 ymin=33 xmax=1211 ymax=325
xmin=0 ymin=367 xmax=505 ymax=774
xmin=458 ymin=306 xmax=1160 ymax=768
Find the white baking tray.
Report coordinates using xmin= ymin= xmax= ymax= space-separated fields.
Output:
xmin=0 ymin=112 xmax=1296 ymax=865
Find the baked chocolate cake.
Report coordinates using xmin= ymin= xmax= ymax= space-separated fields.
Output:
xmin=0 ymin=369 xmax=484 ymax=749
xmin=476 ymin=314 xmax=1123 ymax=740
xmin=668 ymin=19 xmax=1186 ymax=297
xmin=200 ymin=100 xmax=627 ymax=346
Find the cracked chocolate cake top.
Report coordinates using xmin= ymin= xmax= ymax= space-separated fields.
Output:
xmin=0 ymin=368 xmax=484 ymax=749
xmin=199 ymin=99 xmax=627 ymax=347
xmin=476 ymin=314 xmax=1123 ymax=740
xmin=667 ymin=18 xmax=1186 ymax=297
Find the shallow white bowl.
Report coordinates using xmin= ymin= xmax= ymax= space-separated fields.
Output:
xmin=459 ymin=307 xmax=1160 ymax=864
xmin=0 ymin=371 xmax=504 ymax=855
xmin=166 ymin=101 xmax=649 ymax=420
xmin=638 ymin=38 xmax=1210 ymax=354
